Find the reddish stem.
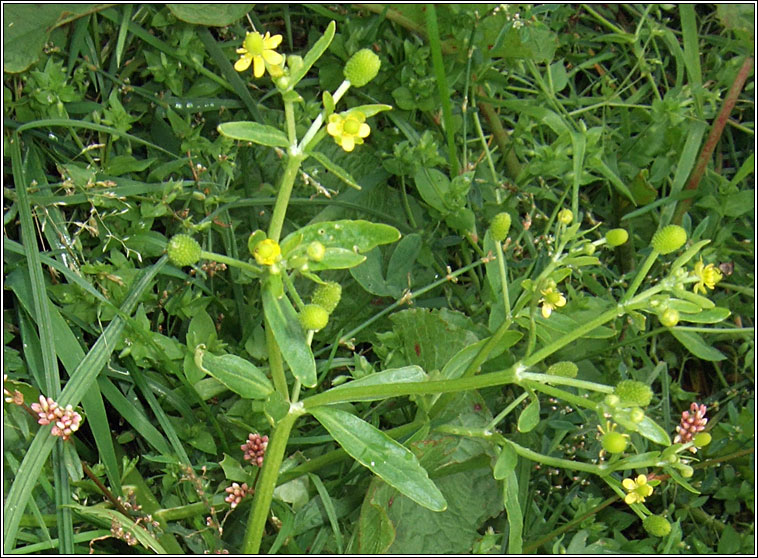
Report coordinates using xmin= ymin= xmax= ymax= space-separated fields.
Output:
xmin=673 ymin=55 xmax=754 ymax=224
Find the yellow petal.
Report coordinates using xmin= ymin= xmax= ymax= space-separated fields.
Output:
xmin=234 ymin=55 xmax=252 ymax=72
xmin=636 ymin=475 xmax=647 ymax=485
xmin=341 ymin=136 xmax=355 ymax=152
xmin=622 ymin=478 xmax=636 ymax=491
xmin=236 ymin=47 xmax=248 ymax=54
xmin=556 ymin=295 xmax=566 ymax=307
xmin=263 ymin=50 xmax=283 ymax=65
xmin=253 ymin=56 xmax=265 ymax=78
xmin=326 ymin=122 xmax=341 ymax=137
xmin=624 ymin=493 xmax=637 ymax=505
xmin=541 ymin=304 xmax=552 ymax=319
xmin=358 ymin=123 xmax=371 ymax=138
xmin=263 ymin=33 xmax=283 ymax=49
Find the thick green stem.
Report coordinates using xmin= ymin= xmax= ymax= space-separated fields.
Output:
xmin=284 ymin=100 xmax=297 ymax=146
xmin=265 ymin=318 xmax=289 ymax=399
xmin=199 ymin=250 xmax=261 ymax=275
xmin=622 ymin=250 xmax=659 ymax=302
xmin=242 ymin=408 xmax=301 ymax=553
xmin=518 ymin=371 xmax=614 ymax=394
xmin=268 ymin=154 xmax=305 ymax=243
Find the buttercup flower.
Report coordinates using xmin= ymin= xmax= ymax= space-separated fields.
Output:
xmin=622 ymin=474 xmax=653 ymax=504
xmin=326 ymin=111 xmax=370 ymax=152
xmin=539 ymin=286 xmax=566 ymax=318
xmin=235 ymin=31 xmax=284 ymax=78
xmin=253 ymin=239 xmax=281 ymax=266
xmin=692 ymin=259 xmax=722 ymax=295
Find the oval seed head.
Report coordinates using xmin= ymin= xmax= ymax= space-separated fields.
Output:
xmin=547 ymin=361 xmax=578 ymax=378
xmin=311 ymin=282 xmax=342 ymax=314
xmin=299 ymin=304 xmax=329 ymax=332
xmin=659 ymin=308 xmax=680 ymax=328
xmin=344 ymin=49 xmax=381 ymax=87
xmin=615 ymin=380 xmax=653 ymax=407
xmin=167 ymin=234 xmax=202 ymax=267
xmin=602 ymin=431 xmax=629 ymax=454
xmin=307 ymin=241 xmax=326 ymax=262
xmin=605 ymin=228 xmax=629 ymax=247
xmin=643 ymin=515 xmax=672 ymax=537
xmin=490 ymin=212 xmax=512 ymax=242
xmin=651 ymin=225 xmax=687 ymax=255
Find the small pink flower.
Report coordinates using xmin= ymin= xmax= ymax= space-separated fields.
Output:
xmin=224 ymin=482 xmax=250 ymax=509
xmin=241 ymin=433 xmax=269 ymax=467
xmin=31 ymin=396 xmax=82 ymax=441
xmin=674 ymin=402 xmax=708 ymax=448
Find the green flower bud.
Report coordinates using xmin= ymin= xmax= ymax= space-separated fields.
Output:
xmin=344 ymin=49 xmax=381 ymax=87
xmin=167 ymin=234 xmax=202 ymax=267
xmin=602 ymin=431 xmax=629 ymax=454
xmin=312 ymin=281 xmax=342 ymax=314
xmin=299 ymin=304 xmax=329 ymax=331
xmin=307 ymin=241 xmax=326 ymax=262
xmin=604 ymin=394 xmax=621 ymax=408
xmin=547 ymin=361 xmax=578 ymax=378
xmin=557 ymin=208 xmax=573 ymax=225
xmin=630 ymin=407 xmax=646 ymax=423
xmin=651 ymin=225 xmax=687 ymax=255
xmin=693 ymin=432 xmax=712 ymax=447
xmin=659 ymin=308 xmax=680 ymax=328
xmin=679 ymin=464 xmax=694 ymax=478
xmin=490 ymin=212 xmax=512 ymax=242
xmin=615 ymin=380 xmax=653 ymax=407
xmin=583 ymin=243 xmax=596 ymax=256
xmin=605 ymin=228 xmax=629 ymax=247
xmin=643 ymin=515 xmax=672 ymax=537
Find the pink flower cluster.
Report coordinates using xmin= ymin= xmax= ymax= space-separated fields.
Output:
xmin=30 ymin=395 xmax=82 ymax=441
xmin=674 ymin=402 xmax=708 ymax=445
xmin=224 ymin=482 xmax=250 ymax=509
xmin=241 ymin=433 xmax=269 ymax=467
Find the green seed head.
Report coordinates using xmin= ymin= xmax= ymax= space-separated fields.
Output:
xmin=643 ymin=515 xmax=672 ymax=537
xmin=312 ymin=282 xmax=342 ymax=314
xmin=167 ymin=234 xmax=202 ymax=267
xmin=547 ymin=361 xmax=578 ymax=378
xmin=615 ymin=380 xmax=653 ymax=407
xmin=490 ymin=212 xmax=512 ymax=242
xmin=299 ymin=304 xmax=329 ymax=331
xmin=344 ymin=49 xmax=381 ymax=87
xmin=602 ymin=431 xmax=629 ymax=454
xmin=659 ymin=308 xmax=680 ymax=328
xmin=557 ymin=208 xmax=574 ymax=225
xmin=651 ymin=225 xmax=687 ymax=255
xmin=605 ymin=228 xmax=629 ymax=247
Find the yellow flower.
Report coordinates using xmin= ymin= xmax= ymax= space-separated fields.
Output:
xmin=622 ymin=474 xmax=653 ymax=504
xmin=253 ymin=239 xmax=281 ymax=266
xmin=326 ymin=111 xmax=371 ymax=152
xmin=539 ymin=287 xmax=566 ymax=318
xmin=692 ymin=259 xmax=723 ymax=295
xmin=235 ymin=31 xmax=284 ymax=78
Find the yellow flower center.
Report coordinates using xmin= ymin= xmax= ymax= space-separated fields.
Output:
xmin=253 ymin=239 xmax=281 ymax=266
xmin=244 ymin=32 xmax=264 ymax=55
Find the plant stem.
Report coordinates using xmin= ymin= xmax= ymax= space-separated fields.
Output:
xmin=496 ymin=241 xmax=512 ymax=320
xmin=242 ymin=408 xmax=301 ymax=553
xmin=621 ymin=249 xmax=658 ymax=303
xmin=268 ymin=153 xmax=305 ymax=243
xmin=518 ymin=371 xmax=615 ymax=394
xmin=265 ymin=317 xmax=289 ymax=399
xmin=199 ymin=250 xmax=261 ymax=275
xmin=284 ymin=100 xmax=297 ymax=146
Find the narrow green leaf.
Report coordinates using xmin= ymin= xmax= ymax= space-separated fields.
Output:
xmin=502 ymin=468 xmax=523 ymax=553
xmin=670 ymin=328 xmax=727 ymax=361
xmin=217 ymin=121 xmax=290 ymax=147
xmin=310 ymin=406 xmax=447 ymax=512
xmin=309 ymin=150 xmax=362 ymax=190
xmin=517 ymin=396 xmax=540 ymax=433
xmin=68 ymin=505 xmax=168 ymax=553
xmin=194 ymin=347 xmax=273 ymax=399
xmin=288 ymin=21 xmax=335 ymax=87
xmin=262 ymin=281 xmax=317 ymax=388
xmin=308 ymin=473 xmax=344 ymax=553
xmin=635 ymin=415 xmax=671 ymax=446
xmin=115 ymin=4 xmax=132 ymax=68
xmin=493 ymin=443 xmax=518 ymax=480
xmin=679 ymin=307 xmax=731 ymax=324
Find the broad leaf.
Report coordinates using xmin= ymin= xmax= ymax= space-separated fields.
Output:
xmin=217 ymin=121 xmax=290 ymax=147
xmin=167 ymin=4 xmax=253 ymax=26
xmin=310 ymin=406 xmax=447 ymax=512
xmin=194 ymin=346 xmax=273 ymax=399
xmin=670 ymin=328 xmax=726 ymax=361
xmin=262 ymin=281 xmax=317 ymax=387
xmin=281 ymin=219 xmax=400 ymax=259
xmin=517 ymin=396 xmax=540 ymax=433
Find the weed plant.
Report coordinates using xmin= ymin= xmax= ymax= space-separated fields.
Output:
xmin=3 ymin=4 xmax=754 ymax=554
